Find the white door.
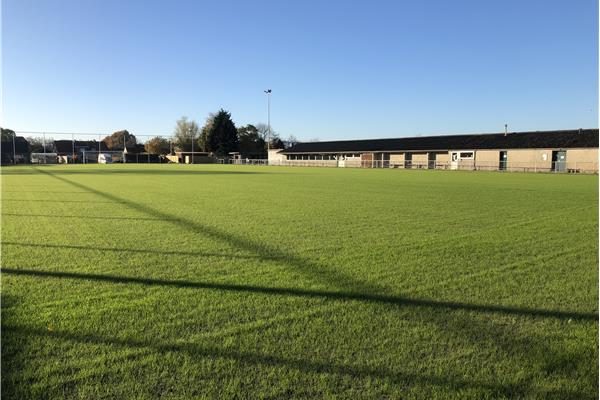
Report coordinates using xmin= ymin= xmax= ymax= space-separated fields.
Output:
xmin=450 ymin=152 xmax=459 ymax=170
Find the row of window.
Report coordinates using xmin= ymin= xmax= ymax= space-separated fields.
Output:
xmin=287 ymin=154 xmax=361 ymax=160
xmin=287 ymin=153 xmax=470 ymax=161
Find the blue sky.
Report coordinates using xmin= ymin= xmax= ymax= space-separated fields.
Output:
xmin=2 ymin=0 xmax=598 ymax=141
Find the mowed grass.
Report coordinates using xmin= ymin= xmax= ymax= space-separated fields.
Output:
xmin=1 ymin=164 xmax=598 ymax=399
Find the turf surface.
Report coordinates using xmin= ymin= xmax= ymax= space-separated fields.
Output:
xmin=1 ymin=164 xmax=598 ymax=399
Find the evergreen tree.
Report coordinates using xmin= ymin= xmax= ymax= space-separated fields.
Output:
xmin=237 ymin=124 xmax=266 ymax=158
xmin=206 ymin=109 xmax=239 ymax=156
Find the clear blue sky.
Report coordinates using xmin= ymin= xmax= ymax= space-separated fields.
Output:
xmin=2 ymin=0 xmax=598 ymax=141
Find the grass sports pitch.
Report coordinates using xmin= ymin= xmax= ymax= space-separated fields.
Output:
xmin=1 ymin=164 xmax=598 ymax=399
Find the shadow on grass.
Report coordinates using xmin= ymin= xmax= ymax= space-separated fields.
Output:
xmin=2 ymin=213 xmax=168 ymax=222
xmin=4 ymin=323 xmax=586 ymax=398
xmin=2 ymin=267 xmax=597 ymax=321
xmin=2 ymin=242 xmax=277 ymax=261
xmin=1 ymin=199 xmax=124 ymax=204
xmin=1 ymin=190 xmax=90 ymax=194
xmin=426 ymin=308 xmax=598 ymax=399
xmin=1 ymin=167 xmax=272 ymax=176
xmin=1 ymin=295 xmax=33 ymax=400
xmin=33 ymin=168 xmax=383 ymax=293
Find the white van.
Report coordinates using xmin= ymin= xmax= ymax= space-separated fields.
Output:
xmin=98 ymin=153 xmax=113 ymax=164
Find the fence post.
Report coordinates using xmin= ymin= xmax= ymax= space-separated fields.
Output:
xmin=72 ymin=133 xmax=75 ymax=164
xmin=43 ymin=132 xmax=46 ymax=164
xmin=12 ymin=131 xmax=16 ymax=164
xmin=191 ymin=133 xmax=194 ymax=164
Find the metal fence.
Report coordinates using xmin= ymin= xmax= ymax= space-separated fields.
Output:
xmin=219 ymin=159 xmax=269 ymax=166
xmin=226 ymin=158 xmax=599 ymax=174
xmin=5 ymin=131 xmax=181 ymax=165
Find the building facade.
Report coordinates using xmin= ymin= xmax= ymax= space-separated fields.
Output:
xmin=269 ymin=129 xmax=599 ymax=173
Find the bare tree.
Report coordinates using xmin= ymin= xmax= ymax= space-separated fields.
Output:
xmin=26 ymin=136 xmax=54 ymax=153
xmin=255 ymin=123 xmax=271 ymax=141
xmin=173 ymin=116 xmax=200 ymax=151
xmin=285 ymin=135 xmax=299 ymax=148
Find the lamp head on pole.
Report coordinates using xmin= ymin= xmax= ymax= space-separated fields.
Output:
xmin=264 ymin=89 xmax=271 ymax=94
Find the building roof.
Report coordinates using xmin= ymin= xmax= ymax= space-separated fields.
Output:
xmin=283 ymin=129 xmax=599 ymax=154
xmin=124 ymin=144 xmax=146 ymax=154
xmin=53 ymin=140 xmax=109 ymax=154
xmin=1 ymin=136 xmax=30 ymax=154
xmin=174 ymin=151 xmax=211 ymax=155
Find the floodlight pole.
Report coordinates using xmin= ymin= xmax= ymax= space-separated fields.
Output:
xmin=264 ymin=89 xmax=271 ymax=152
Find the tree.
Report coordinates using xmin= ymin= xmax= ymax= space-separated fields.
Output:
xmin=285 ymin=135 xmax=298 ymax=148
xmin=1 ymin=128 xmax=15 ymax=142
xmin=26 ymin=136 xmax=54 ymax=153
xmin=145 ymin=136 xmax=171 ymax=155
xmin=255 ymin=123 xmax=270 ymax=141
xmin=237 ymin=124 xmax=266 ymax=158
xmin=269 ymin=135 xmax=285 ymax=149
xmin=103 ymin=130 xmax=136 ymax=150
xmin=206 ymin=109 xmax=239 ymax=156
xmin=199 ymin=113 xmax=216 ymax=152
xmin=254 ymin=122 xmax=285 ymax=149
xmin=173 ymin=116 xmax=199 ymax=151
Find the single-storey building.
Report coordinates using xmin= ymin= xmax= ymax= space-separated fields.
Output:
xmin=165 ymin=151 xmax=215 ymax=164
xmin=123 ymin=144 xmax=163 ymax=163
xmin=269 ymin=129 xmax=599 ymax=173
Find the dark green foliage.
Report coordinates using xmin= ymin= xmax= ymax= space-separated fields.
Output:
xmin=206 ymin=109 xmax=239 ymax=156
xmin=25 ymin=136 xmax=53 ymax=153
xmin=270 ymin=136 xmax=285 ymax=149
xmin=1 ymin=128 xmax=16 ymax=141
xmin=237 ymin=124 xmax=266 ymax=158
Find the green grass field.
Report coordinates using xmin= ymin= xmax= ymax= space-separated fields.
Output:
xmin=1 ymin=164 xmax=598 ymax=399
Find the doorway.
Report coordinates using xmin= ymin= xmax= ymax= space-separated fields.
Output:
xmin=404 ymin=153 xmax=412 ymax=169
xmin=499 ymin=151 xmax=507 ymax=171
xmin=552 ymin=150 xmax=566 ymax=172
xmin=428 ymin=152 xmax=436 ymax=169
xmin=450 ymin=152 xmax=459 ymax=170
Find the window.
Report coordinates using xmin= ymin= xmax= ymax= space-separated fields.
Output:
xmin=459 ymin=152 xmax=474 ymax=159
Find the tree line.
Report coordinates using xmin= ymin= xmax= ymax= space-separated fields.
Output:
xmin=1 ymin=109 xmax=299 ymax=158
xmin=151 ymin=109 xmax=296 ymax=156
xmin=108 ymin=109 xmax=296 ymax=157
